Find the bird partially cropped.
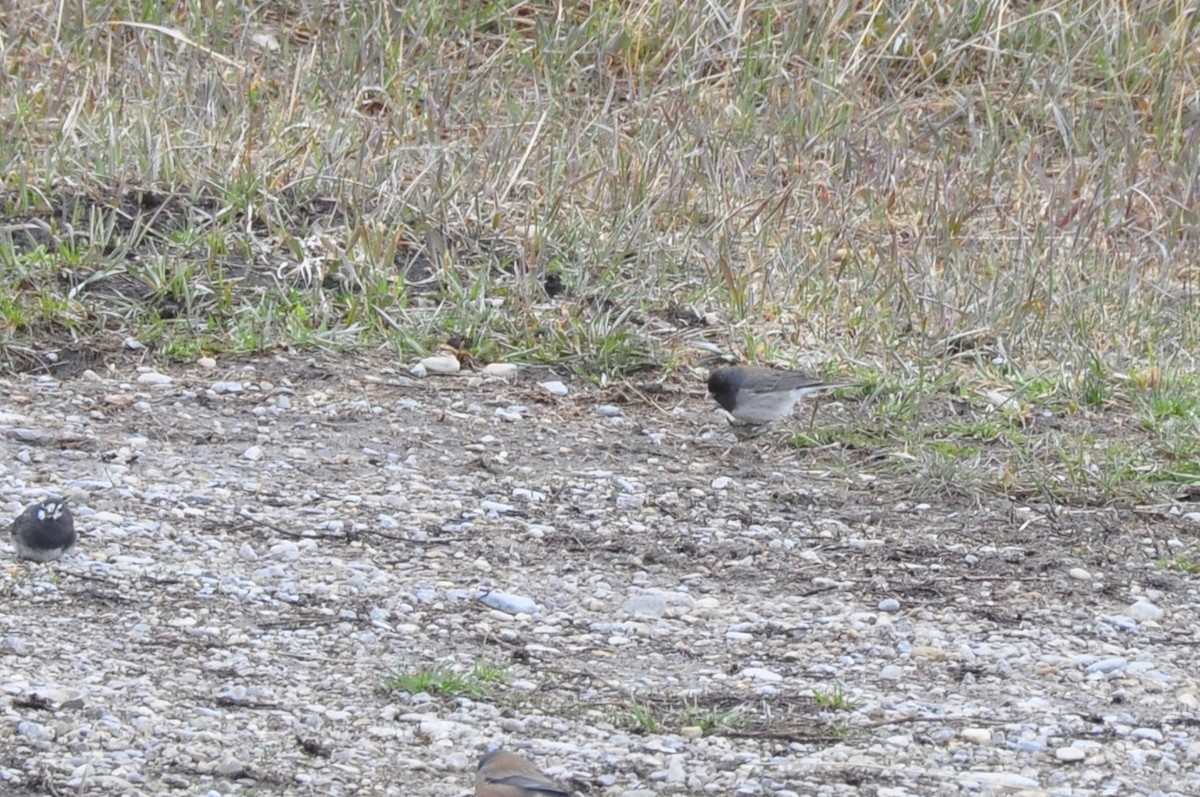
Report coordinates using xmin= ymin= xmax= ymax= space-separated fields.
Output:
xmin=10 ymin=498 xmax=76 ymax=562
xmin=475 ymin=749 xmax=571 ymax=797
xmin=707 ymin=365 xmax=847 ymax=426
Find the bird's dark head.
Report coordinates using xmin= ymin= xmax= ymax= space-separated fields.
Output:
xmin=706 ymin=367 xmax=744 ymax=412
xmin=476 ymin=748 xmax=503 ymax=771
xmin=37 ymin=498 xmax=70 ymax=523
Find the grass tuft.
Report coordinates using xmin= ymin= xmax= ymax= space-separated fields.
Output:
xmin=812 ymin=684 xmax=860 ymax=712
xmin=382 ymin=660 xmax=508 ymax=699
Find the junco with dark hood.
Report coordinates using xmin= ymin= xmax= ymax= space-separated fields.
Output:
xmin=707 ymin=365 xmax=847 ymax=428
xmin=475 ymin=749 xmax=571 ymax=797
xmin=10 ymin=498 xmax=76 ymax=562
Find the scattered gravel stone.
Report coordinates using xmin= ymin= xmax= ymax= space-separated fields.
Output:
xmin=494 ymin=406 xmax=525 ymax=422
xmin=477 ymin=590 xmax=539 ymax=615
xmin=17 ymin=720 xmax=49 ymax=739
xmin=269 ymin=540 xmax=300 ymax=559
xmin=4 ymin=428 xmax=54 ymax=445
xmin=0 ymin=636 xmax=27 ymax=655
xmin=135 ymin=371 xmax=172 ymax=385
xmin=1126 ymin=598 xmax=1164 ymax=621
xmin=1 ymin=361 xmax=1198 ymax=796
xmin=596 ymin=405 xmax=622 ymax=417
xmin=242 ymin=445 xmax=263 ymax=461
xmin=419 ymin=355 xmax=461 ymax=374
xmin=209 ymin=380 xmax=245 ymax=395
xmin=961 ymin=728 xmax=992 ymax=745
xmin=959 ymin=772 xmax=1039 ymax=790
xmin=481 ymin=363 xmax=518 ymax=379
xmin=1085 ymin=656 xmax=1128 ymax=675
xmin=740 ymin=667 xmax=782 ymax=682
xmin=1130 ymin=727 xmax=1165 ymax=742
xmin=1068 ymin=567 xmax=1092 ymax=580
xmin=540 ymin=380 xmax=569 ymax=396
xmin=619 ymin=595 xmax=667 ymax=619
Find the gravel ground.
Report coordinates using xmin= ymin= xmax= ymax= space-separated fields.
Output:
xmin=0 ymin=356 xmax=1197 ymax=797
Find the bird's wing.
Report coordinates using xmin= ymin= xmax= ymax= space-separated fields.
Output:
xmin=489 ymin=773 xmax=570 ymax=795
xmin=747 ymin=369 xmax=828 ymax=394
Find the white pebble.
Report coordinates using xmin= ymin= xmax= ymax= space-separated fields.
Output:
xmin=419 ymin=355 xmax=460 ymax=374
xmin=1130 ymin=727 xmax=1164 ymax=742
xmin=959 ymin=773 xmax=1039 ymax=790
xmin=961 ymin=728 xmax=992 ymax=745
xmin=1085 ymin=657 xmax=1127 ymax=675
xmin=1125 ymin=599 xmax=1163 ymax=622
xmin=622 ymin=595 xmax=667 ymax=618
xmin=540 ymin=380 xmax=569 ymax=397
xmin=270 ymin=541 xmax=300 ymax=560
xmin=210 ymin=381 xmax=245 ymax=395
xmin=478 ymin=590 xmax=538 ymax=615
xmin=480 ymin=500 xmax=515 ymax=515
xmin=740 ymin=667 xmax=782 ymax=682
xmin=0 ymin=636 xmax=28 ymax=656
xmin=481 ymin=363 xmax=518 ymax=379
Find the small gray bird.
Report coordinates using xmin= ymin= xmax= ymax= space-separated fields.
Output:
xmin=707 ymin=365 xmax=846 ymax=426
xmin=475 ymin=749 xmax=571 ymax=797
xmin=10 ymin=498 xmax=76 ymax=562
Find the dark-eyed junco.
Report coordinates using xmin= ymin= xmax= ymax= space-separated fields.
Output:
xmin=10 ymin=498 xmax=76 ymax=562
xmin=475 ymin=749 xmax=571 ymax=797
xmin=707 ymin=365 xmax=846 ymax=426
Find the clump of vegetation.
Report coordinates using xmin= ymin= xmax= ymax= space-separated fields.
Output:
xmin=3 ymin=2 xmax=1199 ymax=504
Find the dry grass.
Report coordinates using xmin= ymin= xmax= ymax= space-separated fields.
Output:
xmin=3 ymin=0 xmax=1200 ymax=502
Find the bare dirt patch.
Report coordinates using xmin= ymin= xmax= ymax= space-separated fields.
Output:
xmin=0 ymin=355 xmax=1196 ymax=794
